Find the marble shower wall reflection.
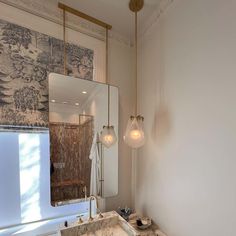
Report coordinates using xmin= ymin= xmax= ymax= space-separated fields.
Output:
xmin=50 ymin=117 xmax=94 ymax=205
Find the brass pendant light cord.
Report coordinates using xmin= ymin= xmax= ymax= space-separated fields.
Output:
xmin=105 ymin=28 xmax=110 ymax=127
xmin=129 ymin=0 xmax=144 ymax=119
xmin=135 ymin=11 xmax=138 ymax=116
xmin=63 ymin=9 xmax=67 ymax=75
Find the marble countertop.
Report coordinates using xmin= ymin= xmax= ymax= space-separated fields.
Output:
xmin=128 ymin=214 xmax=167 ymax=236
xmin=59 ymin=211 xmax=167 ymax=236
xmin=59 ymin=211 xmax=138 ymax=236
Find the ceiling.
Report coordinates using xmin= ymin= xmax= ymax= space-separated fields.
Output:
xmin=61 ymin=0 xmax=160 ymax=40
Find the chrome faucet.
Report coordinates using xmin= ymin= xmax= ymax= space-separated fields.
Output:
xmin=88 ymin=195 xmax=103 ymax=221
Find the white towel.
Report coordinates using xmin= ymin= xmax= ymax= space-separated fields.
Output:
xmin=89 ymin=132 xmax=101 ymax=196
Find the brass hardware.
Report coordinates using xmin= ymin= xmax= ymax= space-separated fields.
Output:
xmin=78 ymin=217 xmax=83 ymax=224
xmin=129 ymin=0 xmax=144 ymax=12
xmin=100 ymin=143 xmax=104 ymax=197
xmin=137 ymin=115 xmax=144 ymax=121
xmin=58 ymin=3 xmax=112 ymax=30
xmin=103 ymin=125 xmax=114 ymax=129
xmin=130 ymin=115 xmax=144 ymax=121
xmin=63 ymin=9 xmax=67 ymax=75
xmin=98 ymin=212 xmax=104 ymax=218
xmin=135 ymin=11 xmax=137 ymax=116
xmin=105 ymin=28 xmax=111 ymax=126
xmin=129 ymin=0 xmax=144 ymax=116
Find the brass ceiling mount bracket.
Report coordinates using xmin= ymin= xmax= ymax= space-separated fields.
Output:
xmin=129 ymin=0 xmax=144 ymax=12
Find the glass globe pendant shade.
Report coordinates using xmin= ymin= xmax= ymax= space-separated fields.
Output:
xmin=100 ymin=125 xmax=117 ymax=148
xmin=123 ymin=115 xmax=145 ymax=148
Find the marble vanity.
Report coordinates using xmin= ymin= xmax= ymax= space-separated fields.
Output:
xmin=60 ymin=211 xmax=137 ymax=236
xmin=59 ymin=211 xmax=167 ymax=236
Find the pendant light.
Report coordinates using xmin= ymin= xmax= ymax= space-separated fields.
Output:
xmin=100 ymin=28 xmax=117 ymax=148
xmin=124 ymin=0 xmax=145 ymax=149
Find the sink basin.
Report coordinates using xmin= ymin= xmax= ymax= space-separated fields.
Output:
xmin=60 ymin=211 xmax=138 ymax=236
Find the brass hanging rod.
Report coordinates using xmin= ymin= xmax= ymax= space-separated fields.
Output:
xmin=58 ymin=2 xmax=112 ymax=30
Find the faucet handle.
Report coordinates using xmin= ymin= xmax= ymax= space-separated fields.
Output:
xmin=76 ymin=215 xmax=84 ymax=224
xmin=78 ymin=217 xmax=83 ymax=224
xmin=96 ymin=208 xmax=103 ymax=218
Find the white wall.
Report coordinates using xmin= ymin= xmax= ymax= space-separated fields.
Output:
xmin=135 ymin=0 xmax=236 ymax=235
xmin=105 ymin=38 xmax=135 ymax=211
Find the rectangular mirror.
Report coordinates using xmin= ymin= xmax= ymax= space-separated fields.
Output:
xmin=49 ymin=73 xmax=118 ymax=206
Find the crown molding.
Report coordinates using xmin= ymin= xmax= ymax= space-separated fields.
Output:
xmin=0 ymin=0 xmax=131 ymax=46
xmin=140 ymin=0 xmax=174 ymax=38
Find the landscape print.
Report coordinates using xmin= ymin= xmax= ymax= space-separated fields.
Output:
xmin=0 ymin=19 xmax=94 ymax=128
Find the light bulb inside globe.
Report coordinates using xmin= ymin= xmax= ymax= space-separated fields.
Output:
xmin=124 ymin=115 xmax=145 ymax=148
xmin=104 ymin=134 xmax=114 ymax=143
xmin=130 ymin=129 xmax=142 ymax=140
xmin=100 ymin=125 xmax=117 ymax=148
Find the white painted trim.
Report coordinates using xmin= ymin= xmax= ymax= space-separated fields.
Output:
xmin=140 ymin=0 xmax=174 ymax=38
xmin=0 ymin=0 xmax=131 ymax=46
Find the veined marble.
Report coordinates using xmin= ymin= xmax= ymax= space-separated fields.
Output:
xmin=59 ymin=211 xmax=167 ymax=236
xmin=79 ymin=225 xmax=129 ymax=236
xmin=129 ymin=214 xmax=167 ymax=236
xmin=60 ymin=211 xmax=138 ymax=236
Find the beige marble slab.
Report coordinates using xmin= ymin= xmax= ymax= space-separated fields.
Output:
xmin=128 ymin=214 xmax=167 ymax=236
xmin=79 ymin=224 xmax=129 ymax=236
xmin=60 ymin=211 xmax=138 ymax=236
xmin=59 ymin=211 xmax=167 ymax=236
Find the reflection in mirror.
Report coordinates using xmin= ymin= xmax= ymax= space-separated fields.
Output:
xmin=49 ymin=73 xmax=118 ymax=206
xmin=50 ymin=117 xmax=93 ymax=204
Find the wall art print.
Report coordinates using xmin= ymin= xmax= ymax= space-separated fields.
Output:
xmin=0 ymin=19 xmax=94 ymax=128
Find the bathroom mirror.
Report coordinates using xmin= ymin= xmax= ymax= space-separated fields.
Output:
xmin=49 ymin=73 xmax=118 ymax=206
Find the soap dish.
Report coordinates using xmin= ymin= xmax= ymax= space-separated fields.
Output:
xmin=136 ymin=217 xmax=152 ymax=230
